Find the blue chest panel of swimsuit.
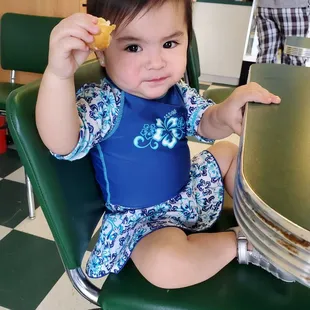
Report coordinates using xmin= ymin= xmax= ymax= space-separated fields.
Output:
xmin=90 ymin=85 xmax=190 ymax=208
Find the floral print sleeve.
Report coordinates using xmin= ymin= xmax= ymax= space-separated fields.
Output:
xmin=177 ymin=81 xmax=215 ymax=144
xmin=52 ymin=81 xmax=122 ymax=161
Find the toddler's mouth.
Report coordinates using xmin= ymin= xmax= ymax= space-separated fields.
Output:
xmin=147 ymin=77 xmax=168 ymax=83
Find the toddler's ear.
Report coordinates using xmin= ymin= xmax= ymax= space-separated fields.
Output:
xmin=95 ymin=51 xmax=105 ymax=66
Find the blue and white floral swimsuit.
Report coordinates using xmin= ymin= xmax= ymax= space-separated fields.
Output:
xmin=53 ymin=78 xmax=224 ymax=278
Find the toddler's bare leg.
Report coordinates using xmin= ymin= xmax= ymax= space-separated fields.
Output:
xmin=131 ymin=227 xmax=236 ymax=289
xmin=207 ymin=141 xmax=238 ymax=197
xmin=131 ymin=141 xmax=239 ymax=289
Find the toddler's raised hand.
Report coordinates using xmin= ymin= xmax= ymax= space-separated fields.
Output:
xmin=47 ymin=13 xmax=99 ymax=79
xmin=218 ymin=82 xmax=281 ymax=135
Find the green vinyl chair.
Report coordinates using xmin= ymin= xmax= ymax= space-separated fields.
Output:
xmin=0 ymin=12 xmax=62 ymax=219
xmin=6 ymin=59 xmax=310 ymax=309
xmin=0 ymin=12 xmax=61 ymax=112
xmin=185 ymin=30 xmax=235 ymax=147
xmin=185 ymin=31 xmax=201 ymax=92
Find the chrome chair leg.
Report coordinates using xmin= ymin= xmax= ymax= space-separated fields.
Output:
xmin=25 ymin=174 xmax=36 ymax=219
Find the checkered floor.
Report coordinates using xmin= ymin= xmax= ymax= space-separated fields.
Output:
xmin=0 ymin=148 xmax=107 ymax=310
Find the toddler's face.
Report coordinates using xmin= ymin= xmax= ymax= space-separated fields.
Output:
xmin=103 ymin=1 xmax=188 ymax=99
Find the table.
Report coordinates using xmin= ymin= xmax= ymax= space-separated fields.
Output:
xmin=235 ymin=63 xmax=310 ymax=288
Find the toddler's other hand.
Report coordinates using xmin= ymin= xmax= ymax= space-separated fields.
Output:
xmin=47 ymin=13 xmax=100 ymax=79
xmin=218 ymin=82 xmax=281 ymax=135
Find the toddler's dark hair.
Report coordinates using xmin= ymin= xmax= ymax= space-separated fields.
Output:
xmin=87 ymin=0 xmax=193 ymax=43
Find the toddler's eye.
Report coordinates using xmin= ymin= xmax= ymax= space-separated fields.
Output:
xmin=125 ymin=45 xmax=142 ymax=52
xmin=163 ymin=41 xmax=178 ymax=49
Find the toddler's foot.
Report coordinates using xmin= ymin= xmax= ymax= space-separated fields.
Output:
xmin=229 ymin=227 xmax=295 ymax=282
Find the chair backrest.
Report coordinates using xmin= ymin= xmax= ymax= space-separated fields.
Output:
xmin=186 ymin=31 xmax=201 ymax=92
xmin=6 ymin=60 xmax=105 ymax=270
xmin=0 ymin=13 xmax=62 ymax=74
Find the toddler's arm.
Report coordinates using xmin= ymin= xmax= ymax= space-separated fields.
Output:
xmin=198 ymin=82 xmax=281 ymax=139
xmin=36 ymin=13 xmax=99 ymax=155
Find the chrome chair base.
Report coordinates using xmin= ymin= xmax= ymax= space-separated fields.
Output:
xmin=25 ymin=174 xmax=36 ymax=219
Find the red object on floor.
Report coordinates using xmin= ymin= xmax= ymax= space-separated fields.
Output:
xmin=0 ymin=115 xmax=7 ymax=154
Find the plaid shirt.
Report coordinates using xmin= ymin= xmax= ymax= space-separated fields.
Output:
xmin=256 ymin=5 xmax=310 ymax=65
xmin=258 ymin=0 xmax=309 ymax=8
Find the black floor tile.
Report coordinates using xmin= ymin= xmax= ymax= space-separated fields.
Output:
xmin=0 ymin=179 xmax=39 ymax=228
xmin=88 ymin=229 xmax=100 ymax=252
xmin=0 ymin=149 xmax=22 ymax=178
xmin=0 ymin=230 xmax=64 ymax=310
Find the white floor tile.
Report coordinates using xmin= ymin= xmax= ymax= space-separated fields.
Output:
xmin=188 ymin=140 xmax=210 ymax=157
xmin=0 ymin=225 xmax=12 ymax=241
xmin=37 ymin=252 xmax=108 ymax=310
xmin=188 ymin=134 xmax=240 ymax=158
xmin=5 ymin=167 xmax=25 ymax=184
xmin=92 ymin=216 xmax=103 ymax=237
xmin=208 ymin=84 xmax=230 ymax=90
xmin=81 ymin=251 xmax=108 ymax=288
xmin=15 ymin=207 xmax=54 ymax=241
xmin=217 ymin=133 xmax=240 ymax=146
xmin=36 ymin=272 xmax=95 ymax=310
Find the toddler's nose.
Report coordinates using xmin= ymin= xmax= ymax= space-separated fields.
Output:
xmin=146 ymin=51 xmax=166 ymax=70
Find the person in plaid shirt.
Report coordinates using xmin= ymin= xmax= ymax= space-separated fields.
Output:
xmin=256 ymin=0 xmax=310 ymax=65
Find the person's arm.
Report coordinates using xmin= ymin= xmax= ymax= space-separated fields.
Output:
xmin=51 ymin=82 xmax=121 ymax=161
xmin=198 ymin=82 xmax=281 ymax=139
xmin=36 ymin=72 xmax=80 ymax=155
xmin=197 ymin=104 xmax=234 ymax=140
xmin=179 ymin=82 xmax=215 ymax=144
xmin=35 ymin=13 xmax=99 ymax=155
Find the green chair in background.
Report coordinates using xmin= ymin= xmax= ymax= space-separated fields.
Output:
xmin=7 ymin=59 xmax=309 ymax=309
xmin=0 ymin=12 xmax=62 ymax=218
xmin=0 ymin=13 xmax=61 ymax=111
xmin=186 ymin=31 xmax=201 ymax=92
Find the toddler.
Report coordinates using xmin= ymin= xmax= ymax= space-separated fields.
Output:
xmin=36 ymin=0 xmax=294 ymax=289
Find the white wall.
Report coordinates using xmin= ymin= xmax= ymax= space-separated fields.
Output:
xmin=193 ymin=3 xmax=252 ymax=85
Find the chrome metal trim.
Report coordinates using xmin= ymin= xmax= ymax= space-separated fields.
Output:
xmin=10 ymin=70 xmax=16 ymax=84
xmin=234 ymin=104 xmax=310 ymax=288
xmin=25 ymin=174 xmax=36 ymax=219
xmin=284 ymin=45 xmax=310 ymax=58
xmin=67 ymin=268 xmax=100 ymax=305
xmin=238 ymin=111 xmax=310 ymax=241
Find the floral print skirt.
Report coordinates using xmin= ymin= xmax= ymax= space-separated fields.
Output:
xmin=86 ymin=150 xmax=224 ymax=278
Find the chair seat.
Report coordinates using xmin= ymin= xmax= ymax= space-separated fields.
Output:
xmin=99 ymin=208 xmax=309 ymax=310
xmin=101 ymin=261 xmax=308 ymax=310
xmin=0 ymin=82 xmax=23 ymax=110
